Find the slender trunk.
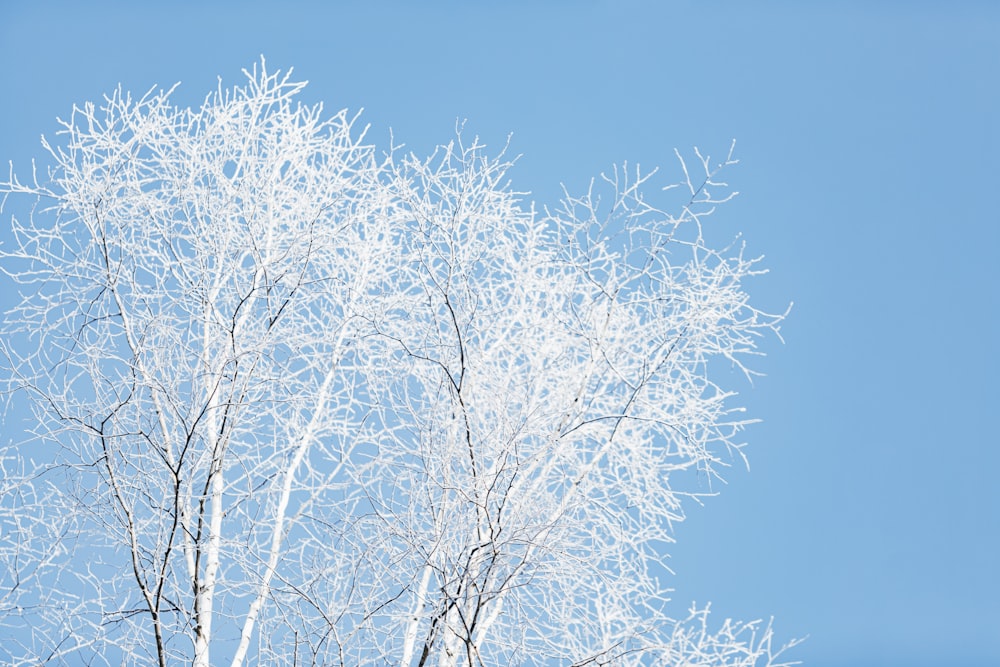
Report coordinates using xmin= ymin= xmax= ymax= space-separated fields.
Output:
xmin=229 ymin=352 xmax=344 ymax=667
xmin=193 ymin=287 xmax=225 ymax=667
xmin=402 ymin=564 xmax=435 ymax=666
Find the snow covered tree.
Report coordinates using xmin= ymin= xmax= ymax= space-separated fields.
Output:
xmin=0 ymin=60 xmax=795 ymax=666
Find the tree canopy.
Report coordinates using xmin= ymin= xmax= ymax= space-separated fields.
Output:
xmin=0 ymin=61 xmax=793 ymax=667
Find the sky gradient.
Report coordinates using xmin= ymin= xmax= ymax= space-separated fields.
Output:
xmin=1 ymin=2 xmax=997 ymax=666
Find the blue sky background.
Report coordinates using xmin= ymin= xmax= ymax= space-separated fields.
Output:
xmin=1 ymin=2 xmax=997 ymax=666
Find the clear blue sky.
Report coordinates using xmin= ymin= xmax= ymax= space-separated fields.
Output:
xmin=1 ymin=2 xmax=997 ymax=666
